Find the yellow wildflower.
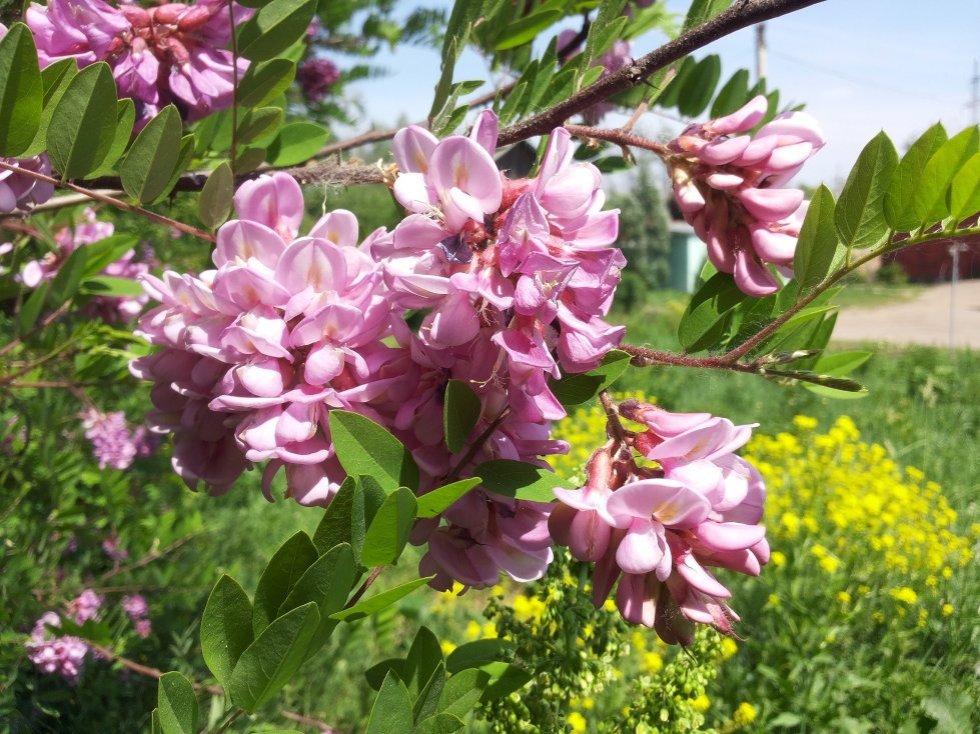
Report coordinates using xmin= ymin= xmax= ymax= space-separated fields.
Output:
xmin=689 ymin=694 xmax=710 ymax=713
xmin=734 ymin=702 xmax=758 ymax=725
xmin=889 ymin=587 xmax=918 ymax=605
xmin=567 ymin=711 xmax=587 ymax=733
xmin=941 ymin=603 xmax=954 ymax=616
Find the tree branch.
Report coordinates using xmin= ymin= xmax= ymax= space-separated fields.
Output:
xmin=496 ymin=0 xmax=827 ymax=146
xmin=0 ymin=161 xmax=214 ymax=241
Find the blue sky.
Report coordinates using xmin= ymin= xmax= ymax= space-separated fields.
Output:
xmin=340 ymin=0 xmax=980 ymax=188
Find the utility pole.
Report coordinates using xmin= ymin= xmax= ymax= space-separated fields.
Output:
xmin=756 ymin=23 xmax=767 ymax=84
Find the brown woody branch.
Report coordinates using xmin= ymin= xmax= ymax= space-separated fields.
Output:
xmin=496 ymin=0 xmax=827 ymax=146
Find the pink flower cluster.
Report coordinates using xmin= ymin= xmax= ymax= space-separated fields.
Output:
xmin=667 ymin=95 xmax=824 ymax=296
xmin=27 ymin=0 xmax=250 ymax=125
xmin=550 ymin=400 xmax=769 ymax=643
xmin=378 ymin=111 xmax=623 ymax=588
xmin=122 ymin=594 xmax=151 ymax=638
xmin=131 ymin=113 xmax=626 ymax=591
xmin=80 ymin=408 xmax=157 ymax=470
xmin=297 ymin=58 xmax=341 ymax=103
xmin=25 ymin=612 xmax=90 ymax=682
xmin=21 ymin=208 xmax=149 ymax=322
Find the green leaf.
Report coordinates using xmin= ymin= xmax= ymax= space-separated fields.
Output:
xmin=682 ymin=0 xmax=733 ymax=33
xmin=49 ymin=245 xmax=88 ymax=306
xmin=238 ymin=59 xmax=297 ymax=108
xmin=949 ymin=151 xmax=980 ymax=222
xmin=0 ymin=23 xmax=43 ymax=156
xmin=437 ymin=668 xmax=490 ymax=719
xmin=494 ymin=9 xmax=562 ymax=51
xmin=330 ymin=576 xmax=434 ymax=622
xmin=329 ymin=410 xmax=420 ymax=492
xmin=677 ymin=54 xmax=721 ymax=117
xmin=414 ymin=713 xmax=466 ymax=734
xmin=361 ymin=487 xmax=417 ymax=566
xmin=17 ymin=282 xmax=49 ymax=334
xmin=79 ymin=234 xmax=138 ymax=277
xmin=414 ymin=663 xmax=449 ymax=725
xmin=445 ymin=639 xmax=512 ymax=674
xmin=197 ymin=162 xmax=235 ymax=229
xmin=157 ymin=672 xmax=197 ymax=734
xmin=23 ymin=58 xmax=77 ymax=157
xmin=835 ymin=131 xmax=898 ymax=250
xmin=150 ymin=708 xmax=161 ymax=734
xmin=677 ymin=272 xmax=747 ymax=351
xmin=365 ymin=658 xmax=406 ymax=691
xmin=548 ymin=349 xmax=632 ymax=408
xmin=883 ymin=122 xmax=947 ymax=232
xmin=428 ymin=0 xmax=484 ymax=121
xmin=350 ymin=476 xmax=387 ymax=565
xmin=416 ymin=478 xmax=481 ymax=519
xmin=470 ymin=460 xmax=563 ymax=503
xmin=794 ymin=185 xmax=845 ymax=297
xmin=366 ymin=672 xmax=415 ymax=734
xmin=200 ymin=575 xmax=254 ymax=688
xmin=312 ymin=477 xmax=356 ymax=553
xmin=237 ymin=106 xmax=283 ymax=145
xmin=443 ymin=379 xmax=482 ymax=454
xmin=86 ymin=99 xmax=135 ymax=177
xmin=266 ymin=122 xmax=328 ymax=166
xmin=404 ymin=627 xmax=444 ymax=698
xmin=237 ymin=0 xmax=318 ymax=62
xmin=913 ymin=126 xmax=980 ymax=226
xmin=155 ymin=133 xmax=194 ymax=203
xmin=119 ymin=105 xmax=183 ymax=203
xmin=47 ymin=62 xmax=118 ymax=179
xmin=227 ymin=602 xmax=320 ymax=711
xmin=278 ymin=542 xmax=357 ymax=655
xmin=811 ymin=350 xmax=872 ymax=375
xmin=710 ymin=68 xmax=750 ymax=118
xmin=482 ymin=663 xmax=532 ymax=700
xmin=79 ymin=275 xmax=144 ymax=297
xmin=252 ymin=531 xmax=318 ymax=637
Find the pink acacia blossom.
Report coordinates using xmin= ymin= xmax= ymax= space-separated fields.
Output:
xmin=550 ymin=400 xmax=769 ymax=643
xmin=25 ymin=612 xmax=90 ymax=682
xmin=131 ymin=172 xmax=398 ymax=504
xmin=27 ymin=0 xmax=251 ymax=125
xmin=667 ymin=95 xmax=824 ymax=296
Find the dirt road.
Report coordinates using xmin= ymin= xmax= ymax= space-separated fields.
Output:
xmin=833 ymin=280 xmax=980 ymax=348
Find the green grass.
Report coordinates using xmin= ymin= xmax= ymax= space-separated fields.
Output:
xmin=830 ymin=281 xmax=924 ymax=309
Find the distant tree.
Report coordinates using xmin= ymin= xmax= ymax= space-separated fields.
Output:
xmin=608 ymin=163 xmax=671 ymax=305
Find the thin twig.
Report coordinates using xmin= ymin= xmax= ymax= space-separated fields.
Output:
xmin=0 ymin=300 xmax=72 ymax=359
xmin=344 ymin=565 xmax=384 ymax=609
xmin=99 ymin=533 xmax=198 ymax=582
xmin=496 ymin=0 xmax=826 ymax=146
xmin=444 ymin=407 xmax=512 ymax=482
xmin=598 ymin=391 xmax=627 ymax=446
xmin=563 ymin=124 xmax=670 ymax=155
xmin=0 ymin=161 xmax=214 ymax=241
xmin=281 ymin=709 xmax=340 ymax=733
xmin=91 ymin=645 xmax=339 ymax=731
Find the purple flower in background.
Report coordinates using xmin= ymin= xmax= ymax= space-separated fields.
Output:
xmin=26 ymin=0 xmax=251 ymax=126
xmin=21 ymin=209 xmax=149 ymax=322
xmin=80 ymin=409 xmax=143 ymax=470
xmin=101 ymin=534 xmax=129 ymax=562
xmin=25 ymin=612 xmax=90 ymax=682
xmin=68 ymin=589 xmax=102 ymax=624
xmin=297 ymin=58 xmax=341 ymax=103
xmin=122 ymin=594 xmax=148 ymax=619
